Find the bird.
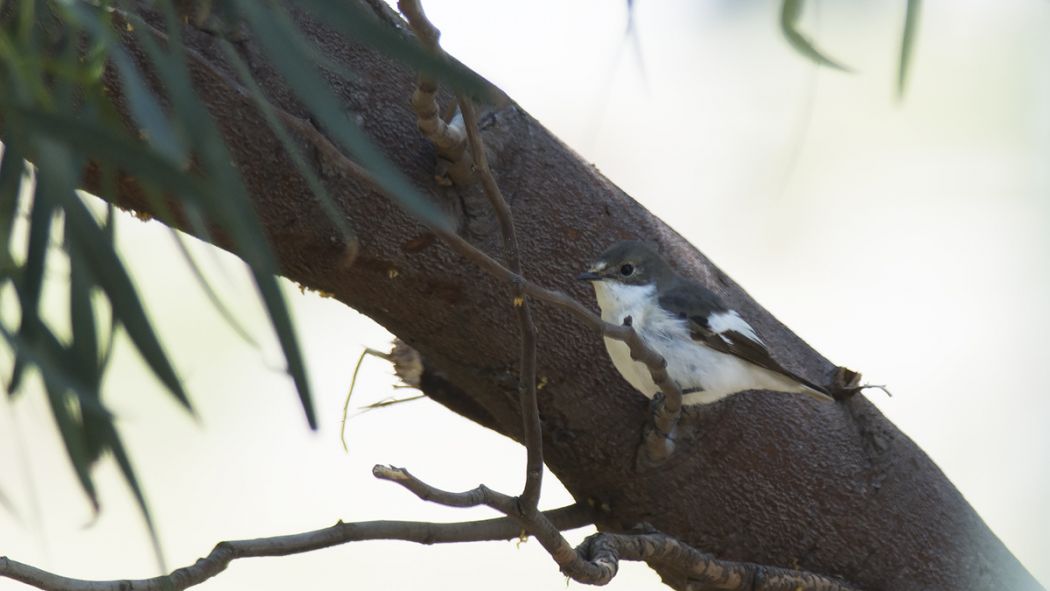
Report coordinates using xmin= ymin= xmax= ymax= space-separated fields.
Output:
xmin=578 ymin=240 xmax=833 ymax=405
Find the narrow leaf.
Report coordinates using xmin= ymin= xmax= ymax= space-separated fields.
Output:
xmin=6 ymin=104 xmax=205 ymax=203
xmin=109 ymin=48 xmax=188 ymax=165
xmin=0 ymin=323 xmax=101 ymax=509
xmin=292 ymin=0 xmax=487 ymax=97
xmin=125 ymin=5 xmax=317 ymax=429
xmin=68 ymin=238 xmax=106 ymax=467
xmin=0 ymin=136 xmax=28 ymax=266
xmin=897 ymin=0 xmax=921 ymax=99
xmin=251 ymin=267 xmax=316 ymax=429
xmin=68 ymin=241 xmax=100 ymax=386
xmin=68 ymin=240 xmax=102 ymax=468
xmin=61 ymin=190 xmax=192 ymax=412
xmin=0 ymin=324 xmax=110 ymax=419
xmin=9 ymin=166 xmax=56 ymax=395
xmin=779 ymin=0 xmax=851 ymax=72
xmin=233 ymin=0 xmax=454 ymax=234
xmin=43 ymin=382 xmax=98 ymax=511
xmin=169 ymin=227 xmax=259 ymax=347
xmin=219 ymin=41 xmax=356 ymax=249
xmin=103 ymin=421 xmax=168 ymax=573
xmin=64 ymin=2 xmax=188 ymax=164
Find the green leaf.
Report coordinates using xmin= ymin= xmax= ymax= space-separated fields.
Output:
xmin=169 ymin=227 xmax=259 ymax=348
xmin=897 ymin=0 xmax=921 ymax=99
xmin=292 ymin=0 xmax=488 ymax=97
xmin=0 ymin=323 xmax=102 ymax=510
xmin=779 ymin=0 xmax=851 ymax=72
xmin=68 ymin=234 xmax=101 ymax=391
xmin=28 ymin=136 xmax=191 ymax=412
xmin=101 ymin=418 xmax=168 ymax=573
xmin=126 ymin=5 xmax=318 ymax=429
xmin=233 ymin=0 xmax=454 ymax=234
xmin=68 ymin=243 xmax=111 ymax=467
xmin=251 ymin=267 xmax=316 ymax=428
xmin=0 ymin=141 xmax=27 ymax=272
xmin=61 ymin=188 xmax=192 ymax=412
xmin=64 ymin=2 xmax=188 ymax=164
xmin=218 ymin=40 xmax=356 ymax=250
xmin=43 ymin=381 xmax=99 ymax=511
xmin=8 ymin=163 xmax=57 ymax=395
xmin=4 ymin=104 xmax=205 ymax=203
xmin=0 ymin=322 xmax=110 ymax=420
xmin=110 ymin=48 xmax=188 ymax=165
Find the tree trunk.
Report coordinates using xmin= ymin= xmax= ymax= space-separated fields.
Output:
xmin=87 ymin=3 xmax=1041 ymax=590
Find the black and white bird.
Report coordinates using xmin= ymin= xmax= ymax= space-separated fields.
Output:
xmin=578 ymin=241 xmax=832 ymax=404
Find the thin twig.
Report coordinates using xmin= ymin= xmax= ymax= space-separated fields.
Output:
xmin=340 ymin=347 xmax=392 ymax=451
xmin=0 ymin=506 xmax=594 ymax=591
xmin=397 ymin=0 xmax=678 ymax=470
xmin=457 ymin=97 xmax=543 ymax=509
xmin=372 ymin=465 xmax=858 ymax=591
xmin=372 ymin=465 xmax=611 ymax=582
xmin=399 ymin=0 xmax=545 ymax=510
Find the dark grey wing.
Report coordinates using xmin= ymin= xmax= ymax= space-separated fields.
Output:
xmin=658 ymin=282 xmax=830 ymax=395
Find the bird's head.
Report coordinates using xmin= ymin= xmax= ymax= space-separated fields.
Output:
xmin=577 ymin=240 xmax=672 ymax=288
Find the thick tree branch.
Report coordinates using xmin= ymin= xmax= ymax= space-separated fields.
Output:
xmin=0 ymin=505 xmax=594 ymax=591
xmin=18 ymin=2 xmax=1037 ymax=589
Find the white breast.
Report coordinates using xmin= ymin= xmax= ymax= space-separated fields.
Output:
xmin=593 ymin=281 xmax=686 ymax=396
xmin=591 ymin=281 xmax=810 ymax=404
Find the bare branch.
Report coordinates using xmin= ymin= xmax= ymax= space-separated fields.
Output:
xmin=456 ymin=97 xmax=543 ymax=510
xmin=371 ymin=465 xmax=856 ymax=591
xmin=373 ymin=464 xmax=510 ymax=509
xmin=396 ymin=0 xmax=470 ymax=185
xmin=399 ymin=0 xmax=545 ymax=510
xmin=0 ymin=506 xmax=594 ymax=591
xmin=371 ymin=465 xmax=614 ymax=583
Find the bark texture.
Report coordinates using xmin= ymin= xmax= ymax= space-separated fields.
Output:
xmin=77 ymin=3 xmax=1042 ymax=590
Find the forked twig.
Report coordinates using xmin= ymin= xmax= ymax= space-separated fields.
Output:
xmin=340 ymin=347 xmax=392 ymax=451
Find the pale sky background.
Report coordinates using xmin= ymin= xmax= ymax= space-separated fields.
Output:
xmin=1 ymin=1 xmax=1048 ymax=590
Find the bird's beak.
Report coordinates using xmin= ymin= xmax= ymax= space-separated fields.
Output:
xmin=577 ymin=270 xmax=602 ymax=282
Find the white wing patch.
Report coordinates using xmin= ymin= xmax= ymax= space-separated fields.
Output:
xmin=590 ymin=282 xmax=819 ymax=403
xmin=707 ymin=310 xmax=763 ymax=344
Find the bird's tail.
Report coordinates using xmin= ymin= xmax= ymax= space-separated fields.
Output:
xmin=798 ymin=383 xmax=835 ymax=403
xmin=768 ymin=370 xmax=835 ymax=402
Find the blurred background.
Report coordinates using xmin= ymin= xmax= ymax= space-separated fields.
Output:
xmin=1 ymin=0 xmax=1048 ymax=589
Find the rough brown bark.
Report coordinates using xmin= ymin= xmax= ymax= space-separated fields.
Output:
xmin=72 ymin=3 xmax=1041 ymax=591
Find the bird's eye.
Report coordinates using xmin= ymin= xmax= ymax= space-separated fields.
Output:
xmin=620 ymin=264 xmax=634 ymax=276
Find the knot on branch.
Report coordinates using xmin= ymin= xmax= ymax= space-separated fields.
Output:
xmin=572 ymin=532 xmax=859 ymax=591
xmin=390 ymin=339 xmax=423 ymax=388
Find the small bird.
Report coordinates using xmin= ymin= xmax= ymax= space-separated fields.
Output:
xmin=578 ymin=241 xmax=832 ymax=405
